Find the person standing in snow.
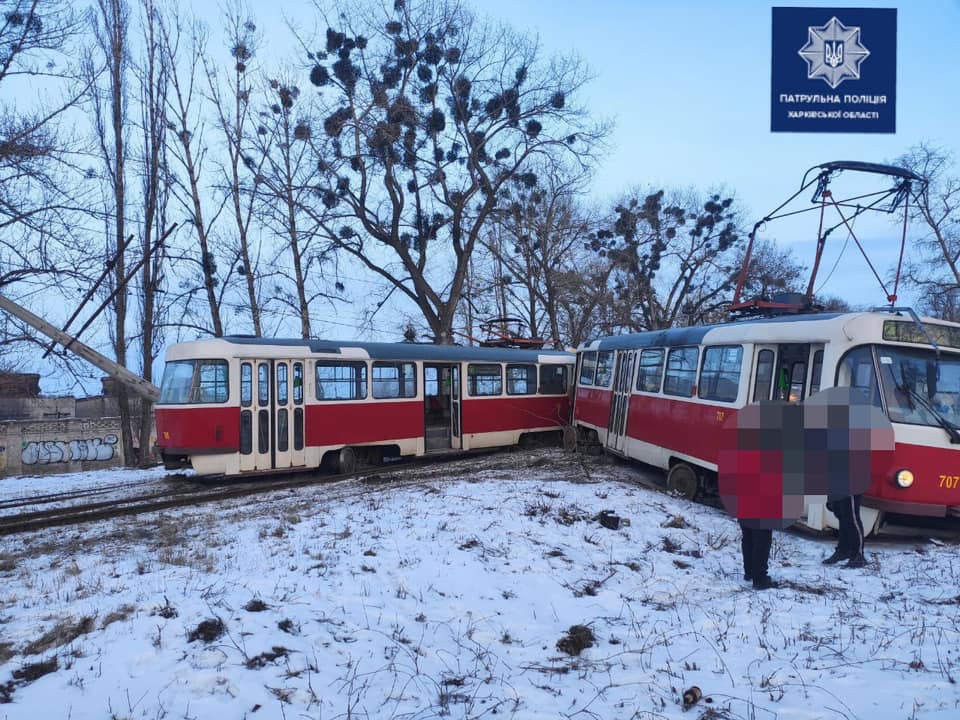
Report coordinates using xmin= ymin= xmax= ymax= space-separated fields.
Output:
xmin=822 ymin=492 xmax=866 ymax=568
xmin=739 ymin=521 xmax=777 ymax=590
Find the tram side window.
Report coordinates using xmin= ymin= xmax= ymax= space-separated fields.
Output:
xmin=372 ymin=362 xmax=416 ymax=399
xmin=468 ymin=363 xmax=503 ymax=396
xmin=258 ymin=363 xmax=269 ymax=406
xmin=636 ymin=349 xmax=665 ymax=393
xmin=579 ymin=352 xmax=597 ymax=386
xmin=595 ymin=351 xmax=614 ymax=387
xmin=293 ymin=363 xmax=303 ymax=404
xmin=539 ymin=365 xmax=568 ymax=395
xmin=240 ymin=363 xmax=253 ymax=407
xmin=753 ymin=349 xmax=774 ymax=402
xmin=277 ymin=363 xmax=289 ymax=405
xmin=699 ymin=346 xmax=743 ymax=402
xmin=316 ymin=362 xmax=367 ymax=400
xmin=663 ymin=347 xmax=699 ymax=397
xmin=787 ymin=362 xmax=807 ymax=403
xmin=507 ymin=364 xmax=537 ymax=395
xmin=836 ymin=346 xmax=882 ymax=408
xmin=810 ymin=349 xmax=824 ymax=395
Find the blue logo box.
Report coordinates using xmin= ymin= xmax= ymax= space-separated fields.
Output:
xmin=771 ymin=7 xmax=896 ymax=133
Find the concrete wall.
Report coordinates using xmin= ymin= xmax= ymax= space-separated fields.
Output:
xmin=0 ymin=417 xmax=125 ymax=477
xmin=0 ymin=396 xmax=76 ymax=421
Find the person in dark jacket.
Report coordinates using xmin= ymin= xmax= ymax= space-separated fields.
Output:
xmin=739 ymin=521 xmax=778 ymax=589
xmin=823 ymin=493 xmax=866 ymax=568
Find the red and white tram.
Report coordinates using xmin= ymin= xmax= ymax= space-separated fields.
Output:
xmin=155 ymin=338 xmax=574 ymax=477
xmin=573 ymin=310 xmax=960 ymax=533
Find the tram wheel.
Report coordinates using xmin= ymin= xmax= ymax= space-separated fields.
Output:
xmin=337 ymin=447 xmax=357 ymax=474
xmin=667 ymin=462 xmax=699 ymax=500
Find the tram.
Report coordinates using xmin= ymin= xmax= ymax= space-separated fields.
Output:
xmin=573 ymin=310 xmax=960 ymax=534
xmin=155 ymin=338 xmax=574 ymax=477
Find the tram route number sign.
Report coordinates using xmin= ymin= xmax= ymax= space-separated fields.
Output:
xmin=771 ymin=7 xmax=897 ymax=133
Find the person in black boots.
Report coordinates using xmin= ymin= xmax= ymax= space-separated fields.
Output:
xmin=739 ymin=520 xmax=778 ymax=589
xmin=823 ymin=493 xmax=866 ymax=568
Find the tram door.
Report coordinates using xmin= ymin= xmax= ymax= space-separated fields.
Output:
xmin=272 ymin=360 xmax=306 ymax=469
xmin=750 ymin=346 xmax=778 ymax=402
xmin=751 ymin=344 xmax=818 ymax=403
xmin=450 ymin=364 xmax=462 ymax=450
xmin=239 ymin=359 xmax=306 ymax=472
xmin=606 ymin=350 xmax=636 ymax=452
xmin=424 ymin=364 xmax=462 ymax=451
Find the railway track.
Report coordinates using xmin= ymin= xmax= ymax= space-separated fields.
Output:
xmin=0 ymin=468 xmax=376 ymax=537
xmin=0 ymin=477 xmax=179 ymax=514
xmin=4 ymin=448 xmax=957 ymax=543
xmin=0 ymin=449 xmax=510 ymax=538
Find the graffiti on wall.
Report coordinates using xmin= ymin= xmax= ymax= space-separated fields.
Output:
xmin=21 ymin=435 xmax=119 ymax=465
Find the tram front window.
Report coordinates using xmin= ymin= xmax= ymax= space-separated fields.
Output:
xmin=876 ymin=347 xmax=960 ymax=429
xmin=158 ymin=359 xmax=229 ymax=404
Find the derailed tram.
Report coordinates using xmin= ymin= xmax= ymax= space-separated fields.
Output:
xmin=572 ymin=310 xmax=960 ymax=534
xmin=155 ymin=338 xmax=574 ymax=477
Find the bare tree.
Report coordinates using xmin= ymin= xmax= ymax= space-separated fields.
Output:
xmin=251 ymin=74 xmax=334 ymax=338
xmin=553 ymin=259 xmax=616 ymax=348
xmin=160 ymin=10 xmax=227 ymax=336
xmin=289 ymin=0 xmax=605 ymax=343
xmin=87 ymin=0 xmax=172 ymax=465
xmin=592 ymin=187 xmax=743 ymax=331
xmin=0 ymin=0 xmax=97 ymax=360
xmin=479 ymin=165 xmax=596 ymax=347
xmin=731 ymin=237 xmax=806 ymax=301
xmin=131 ymin=0 xmax=170 ymax=463
xmin=203 ymin=3 xmax=265 ymax=335
xmin=892 ymin=143 xmax=960 ymax=317
xmin=87 ymin=0 xmax=137 ymax=463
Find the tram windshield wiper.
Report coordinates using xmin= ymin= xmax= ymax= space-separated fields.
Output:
xmin=889 ymin=366 xmax=960 ymax=444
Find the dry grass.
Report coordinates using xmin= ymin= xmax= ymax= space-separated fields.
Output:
xmin=100 ymin=604 xmax=136 ymax=630
xmin=22 ymin=616 xmax=95 ymax=656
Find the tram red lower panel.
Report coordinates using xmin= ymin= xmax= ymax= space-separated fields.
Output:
xmin=624 ymin=395 xmax=731 ymax=464
xmin=461 ymin=396 xmax=570 ymax=435
xmin=575 ymin=387 xmax=612 ymax=429
xmin=156 ymin=407 xmax=241 ymax=452
xmin=304 ymin=401 xmax=421 ymax=445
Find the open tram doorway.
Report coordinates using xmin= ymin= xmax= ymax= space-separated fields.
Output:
xmin=424 ymin=364 xmax=462 ymax=452
xmin=750 ymin=343 xmax=824 ymax=403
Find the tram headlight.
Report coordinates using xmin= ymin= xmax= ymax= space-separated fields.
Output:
xmin=894 ymin=469 xmax=915 ymax=488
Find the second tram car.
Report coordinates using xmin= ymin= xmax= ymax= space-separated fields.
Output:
xmin=156 ymin=338 xmax=574 ymax=477
xmin=573 ymin=310 xmax=960 ymax=533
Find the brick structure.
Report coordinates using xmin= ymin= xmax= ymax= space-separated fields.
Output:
xmin=0 ymin=372 xmax=41 ymax=398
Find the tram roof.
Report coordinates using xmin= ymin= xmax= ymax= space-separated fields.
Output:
xmin=186 ymin=337 xmax=574 ymax=364
xmin=581 ymin=312 xmax=851 ymax=351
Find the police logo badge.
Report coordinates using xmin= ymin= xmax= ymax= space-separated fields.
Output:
xmin=798 ymin=16 xmax=871 ymax=89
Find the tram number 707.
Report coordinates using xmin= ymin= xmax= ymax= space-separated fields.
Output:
xmin=939 ymin=475 xmax=960 ymax=489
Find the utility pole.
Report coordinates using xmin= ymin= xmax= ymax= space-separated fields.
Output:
xmin=0 ymin=294 xmax=161 ymax=402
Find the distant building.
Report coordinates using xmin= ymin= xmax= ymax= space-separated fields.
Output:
xmin=0 ymin=372 xmax=74 ymax=421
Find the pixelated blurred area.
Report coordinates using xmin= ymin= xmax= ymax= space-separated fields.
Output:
xmin=718 ymin=387 xmax=895 ymax=529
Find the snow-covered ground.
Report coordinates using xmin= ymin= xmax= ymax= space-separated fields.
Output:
xmin=0 ymin=467 xmax=174 ymax=517
xmin=1 ymin=450 xmax=959 ymax=720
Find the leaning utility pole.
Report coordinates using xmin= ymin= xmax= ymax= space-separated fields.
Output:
xmin=0 ymin=293 xmax=160 ymax=402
